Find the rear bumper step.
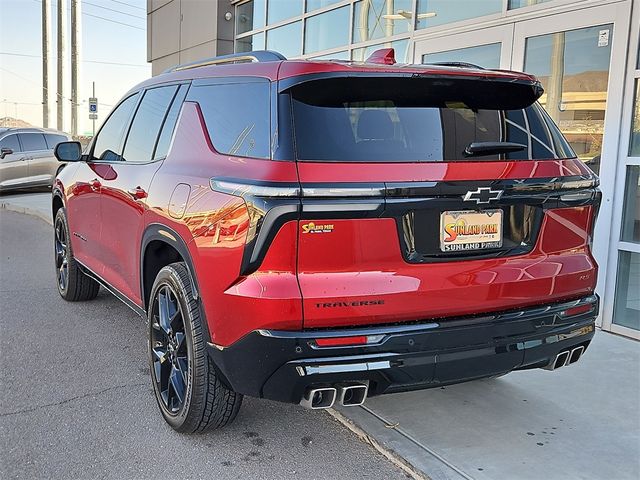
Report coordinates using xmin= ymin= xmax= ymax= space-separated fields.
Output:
xmin=208 ymin=295 xmax=598 ymax=405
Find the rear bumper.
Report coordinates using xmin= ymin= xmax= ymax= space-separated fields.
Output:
xmin=208 ymin=295 xmax=598 ymax=404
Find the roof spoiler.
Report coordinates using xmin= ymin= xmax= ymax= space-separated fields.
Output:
xmin=163 ymin=50 xmax=286 ymax=73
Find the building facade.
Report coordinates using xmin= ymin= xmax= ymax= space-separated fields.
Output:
xmin=147 ymin=0 xmax=640 ymax=338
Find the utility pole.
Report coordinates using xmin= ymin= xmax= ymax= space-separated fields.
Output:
xmin=71 ymin=0 xmax=81 ymax=137
xmin=42 ymin=0 xmax=51 ymax=128
xmin=57 ymin=0 xmax=66 ymax=131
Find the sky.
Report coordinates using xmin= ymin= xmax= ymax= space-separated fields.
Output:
xmin=0 ymin=0 xmax=151 ymax=135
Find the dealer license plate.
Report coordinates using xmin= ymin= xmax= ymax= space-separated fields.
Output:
xmin=440 ymin=209 xmax=503 ymax=252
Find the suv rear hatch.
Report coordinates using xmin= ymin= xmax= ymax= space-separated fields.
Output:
xmin=281 ymin=71 xmax=600 ymax=329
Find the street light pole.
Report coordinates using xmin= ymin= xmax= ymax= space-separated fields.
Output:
xmin=42 ymin=0 xmax=51 ymax=128
xmin=57 ymin=0 xmax=67 ymax=131
xmin=71 ymin=0 xmax=81 ymax=137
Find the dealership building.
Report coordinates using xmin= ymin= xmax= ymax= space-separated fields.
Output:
xmin=147 ymin=0 xmax=640 ymax=338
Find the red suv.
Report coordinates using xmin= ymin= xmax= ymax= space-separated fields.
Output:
xmin=52 ymin=49 xmax=600 ymax=433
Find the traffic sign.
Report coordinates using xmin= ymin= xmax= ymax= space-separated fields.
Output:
xmin=89 ymin=97 xmax=98 ymax=114
xmin=89 ymin=113 xmax=98 ymax=120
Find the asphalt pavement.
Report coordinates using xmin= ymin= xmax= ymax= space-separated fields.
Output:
xmin=0 ymin=210 xmax=407 ymax=480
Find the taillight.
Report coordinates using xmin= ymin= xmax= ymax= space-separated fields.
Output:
xmin=559 ymin=304 xmax=594 ymax=318
xmin=313 ymin=334 xmax=385 ymax=347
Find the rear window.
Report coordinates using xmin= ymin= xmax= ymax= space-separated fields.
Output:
xmin=187 ymin=81 xmax=270 ymax=159
xmin=45 ymin=134 xmax=67 ymax=149
xmin=289 ymin=77 xmax=574 ymax=162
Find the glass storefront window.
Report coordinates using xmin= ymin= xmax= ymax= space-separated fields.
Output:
xmin=631 ymin=80 xmax=640 ymax=156
xmin=236 ymin=32 xmax=265 ymax=53
xmin=508 ymin=0 xmax=553 ymax=9
xmin=613 ymin=251 xmax=640 ymax=331
xmin=621 ymin=166 xmax=640 ymax=243
xmin=415 ymin=0 xmax=502 ymax=30
xmin=422 ymin=43 xmax=501 ymax=69
xmin=307 ymin=0 xmax=342 ymax=12
xmin=267 ymin=0 xmax=303 ymax=25
xmin=351 ymin=38 xmax=408 ymax=62
xmin=267 ymin=21 xmax=302 ymax=58
xmin=352 ymin=0 xmax=412 ymax=44
xmin=236 ymin=0 xmax=266 ymax=34
xmin=524 ymin=24 xmax=613 ymax=175
xmin=304 ymin=6 xmax=350 ymax=54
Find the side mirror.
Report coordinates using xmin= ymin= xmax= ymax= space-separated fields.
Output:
xmin=54 ymin=141 xmax=82 ymax=162
xmin=0 ymin=147 xmax=13 ymax=159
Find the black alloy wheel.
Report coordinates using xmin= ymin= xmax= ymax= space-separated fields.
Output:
xmin=54 ymin=216 xmax=69 ymax=292
xmin=150 ymin=284 xmax=189 ymax=414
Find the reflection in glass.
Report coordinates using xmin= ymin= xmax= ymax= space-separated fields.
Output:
xmin=304 ymin=6 xmax=350 ymax=54
xmin=415 ymin=0 xmax=502 ymax=30
xmin=524 ymin=25 xmax=613 ymax=175
xmin=267 ymin=21 xmax=302 ymax=58
xmin=613 ymin=251 xmax=640 ymax=331
xmin=306 ymin=0 xmax=342 ymax=12
xmin=310 ymin=50 xmax=350 ymax=60
xmin=351 ymin=38 xmax=408 ymax=62
xmin=236 ymin=0 xmax=266 ymax=34
xmin=236 ymin=33 xmax=265 ymax=53
xmin=352 ymin=0 xmax=412 ymax=44
xmin=631 ymin=80 xmax=640 ymax=156
xmin=422 ymin=43 xmax=501 ymax=69
xmin=621 ymin=166 xmax=640 ymax=243
xmin=267 ymin=0 xmax=302 ymax=25
xmin=508 ymin=0 xmax=553 ymax=9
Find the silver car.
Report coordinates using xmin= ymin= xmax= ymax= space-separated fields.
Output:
xmin=0 ymin=127 xmax=71 ymax=192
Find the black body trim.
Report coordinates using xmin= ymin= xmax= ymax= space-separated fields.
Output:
xmin=207 ymin=295 xmax=599 ymax=404
xmin=210 ymin=174 xmax=600 ymax=275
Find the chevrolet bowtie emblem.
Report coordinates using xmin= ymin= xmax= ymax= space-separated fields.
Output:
xmin=463 ymin=187 xmax=504 ymax=204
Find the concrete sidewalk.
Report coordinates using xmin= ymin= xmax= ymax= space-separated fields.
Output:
xmin=2 ymin=192 xmax=639 ymax=480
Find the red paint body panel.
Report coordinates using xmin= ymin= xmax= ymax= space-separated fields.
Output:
xmin=297 ymin=208 xmax=596 ymax=329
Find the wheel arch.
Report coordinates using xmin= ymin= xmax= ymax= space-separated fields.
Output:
xmin=140 ymin=223 xmax=200 ymax=314
xmin=52 ymin=189 xmax=65 ymax=222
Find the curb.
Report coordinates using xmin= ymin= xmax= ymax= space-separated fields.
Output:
xmin=327 ymin=408 xmax=431 ymax=480
xmin=0 ymin=202 xmax=52 ymax=226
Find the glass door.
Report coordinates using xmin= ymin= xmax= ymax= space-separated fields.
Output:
xmin=413 ymin=25 xmax=513 ymax=69
xmin=512 ymin=2 xmax=631 ymax=328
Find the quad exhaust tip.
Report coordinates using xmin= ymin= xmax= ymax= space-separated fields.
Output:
xmin=545 ymin=346 xmax=585 ymax=371
xmin=300 ymin=383 xmax=369 ymax=409
xmin=338 ymin=384 xmax=369 ymax=407
xmin=300 ymin=387 xmax=337 ymax=409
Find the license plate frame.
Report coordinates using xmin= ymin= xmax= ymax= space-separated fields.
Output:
xmin=440 ymin=209 xmax=503 ymax=252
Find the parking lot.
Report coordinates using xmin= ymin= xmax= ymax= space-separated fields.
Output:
xmin=0 ymin=210 xmax=406 ymax=480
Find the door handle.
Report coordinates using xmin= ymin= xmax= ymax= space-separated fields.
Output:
xmin=90 ymin=179 xmax=101 ymax=191
xmin=128 ymin=186 xmax=148 ymax=200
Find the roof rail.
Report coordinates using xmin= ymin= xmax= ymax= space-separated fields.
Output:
xmin=164 ymin=50 xmax=286 ymax=73
xmin=427 ymin=61 xmax=485 ymax=70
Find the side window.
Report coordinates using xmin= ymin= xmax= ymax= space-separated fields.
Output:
xmin=0 ymin=134 xmax=21 ymax=152
xmin=92 ymin=94 xmax=139 ymax=161
xmin=187 ymin=81 xmax=270 ymax=159
xmin=122 ymin=85 xmax=178 ymax=163
xmin=154 ymin=84 xmax=189 ymax=160
xmin=45 ymin=134 xmax=68 ymax=149
xmin=18 ymin=133 xmax=47 ymax=152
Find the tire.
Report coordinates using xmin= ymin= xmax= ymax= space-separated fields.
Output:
xmin=54 ymin=208 xmax=100 ymax=301
xmin=148 ymin=262 xmax=242 ymax=433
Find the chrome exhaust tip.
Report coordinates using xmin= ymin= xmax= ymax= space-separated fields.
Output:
xmin=299 ymin=387 xmax=337 ymax=410
xmin=544 ymin=350 xmax=570 ymax=370
xmin=338 ymin=383 xmax=368 ymax=407
xmin=568 ymin=346 xmax=585 ymax=365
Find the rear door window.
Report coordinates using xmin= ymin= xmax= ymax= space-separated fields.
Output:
xmin=18 ymin=133 xmax=48 ymax=152
xmin=122 ymin=85 xmax=178 ymax=162
xmin=154 ymin=84 xmax=189 ymax=160
xmin=0 ymin=134 xmax=21 ymax=152
xmin=289 ymin=77 xmax=573 ymax=162
xmin=187 ymin=81 xmax=270 ymax=159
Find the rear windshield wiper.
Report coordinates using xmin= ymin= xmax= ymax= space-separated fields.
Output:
xmin=464 ymin=142 xmax=526 ymax=157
